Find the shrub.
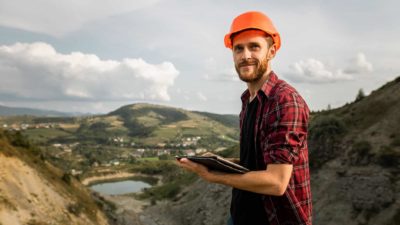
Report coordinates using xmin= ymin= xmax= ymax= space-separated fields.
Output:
xmin=62 ymin=173 xmax=72 ymax=185
xmin=136 ymin=162 xmax=197 ymax=201
xmin=390 ymin=136 xmax=400 ymax=147
xmin=67 ymin=203 xmax=84 ymax=216
xmin=123 ymin=119 xmax=153 ymax=137
xmin=308 ymin=116 xmax=347 ymax=168
xmin=158 ymin=154 xmax=171 ymax=160
xmin=138 ymin=173 xmax=196 ymax=201
xmin=151 ymin=182 xmax=181 ymax=200
xmin=7 ymin=131 xmax=30 ymax=148
xmin=89 ymin=122 xmax=110 ymax=130
xmin=309 ymin=116 xmax=347 ymax=140
xmin=388 ymin=208 xmax=400 ymax=225
xmin=376 ymin=146 xmax=400 ymax=168
xmin=355 ymin=88 xmax=365 ymax=102
xmin=352 ymin=141 xmax=372 ymax=154
xmin=348 ymin=140 xmax=372 ymax=166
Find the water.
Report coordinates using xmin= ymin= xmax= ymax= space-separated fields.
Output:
xmin=90 ymin=180 xmax=151 ymax=195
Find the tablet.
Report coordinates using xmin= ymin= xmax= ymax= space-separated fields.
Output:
xmin=176 ymin=155 xmax=249 ymax=174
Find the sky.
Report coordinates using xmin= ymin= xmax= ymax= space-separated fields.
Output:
xmin=0 ymin=0 xmax=399 ymax=115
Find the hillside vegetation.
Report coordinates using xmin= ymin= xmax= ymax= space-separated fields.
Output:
xmin=307 ymin=77 xmax=400 ymax=225
xmin=0 ymin=130 xmax=109 ymax=225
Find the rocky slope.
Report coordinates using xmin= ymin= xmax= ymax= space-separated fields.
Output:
xmin=141 ymin=179 xmax=231 ymax=225
xmin=0 ymin=131 xmax=109 ymax=225
xmin=140 ymin=76 xmax=400 ymax=225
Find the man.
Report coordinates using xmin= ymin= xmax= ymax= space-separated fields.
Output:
xmin=178 ymin=11 xmax=312 ymax=225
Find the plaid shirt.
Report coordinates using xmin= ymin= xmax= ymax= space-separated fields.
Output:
xmin=239 ymin=71 xmax=312 ymax=225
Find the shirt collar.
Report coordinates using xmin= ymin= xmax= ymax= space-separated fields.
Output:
xmin=241 ymin=71 xmax=279 ymax=104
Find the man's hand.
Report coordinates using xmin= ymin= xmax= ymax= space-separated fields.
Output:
xmin=176 ymin=157 xmax=219 ymax=183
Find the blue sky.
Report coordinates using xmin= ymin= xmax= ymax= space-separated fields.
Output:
xmin=0 ymin=0 xmax=398 ymax=114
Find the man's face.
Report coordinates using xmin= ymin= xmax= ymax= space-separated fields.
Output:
xmin=232 ymin=30 xmax=272 ymax=83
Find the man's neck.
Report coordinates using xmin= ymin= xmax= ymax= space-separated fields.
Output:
xmin=247 ymin=70 xmax=272 ymax=100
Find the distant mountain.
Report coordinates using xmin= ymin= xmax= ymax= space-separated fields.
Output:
xmin=0 ymin=105 xmax=79 ymax=117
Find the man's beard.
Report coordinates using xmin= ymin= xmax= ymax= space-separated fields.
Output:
xmin=235 ymin=56 xmax=268 ymax=83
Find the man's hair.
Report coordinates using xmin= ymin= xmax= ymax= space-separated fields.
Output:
xmin=231 ymin=28 xmax=274 ymax=48
xmin=265 ymin=36 xmax=274 ymax=48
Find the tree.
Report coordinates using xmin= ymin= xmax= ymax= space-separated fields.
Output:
xmin=355 ymin=88 xmax=365 ymax=102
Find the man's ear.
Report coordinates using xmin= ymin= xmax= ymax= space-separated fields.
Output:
xmin=267 ymin=45 xmax=276 ymax=60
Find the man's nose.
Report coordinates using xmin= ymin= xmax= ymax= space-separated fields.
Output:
xmin=241 ymin=47 xmax=252 ymax=60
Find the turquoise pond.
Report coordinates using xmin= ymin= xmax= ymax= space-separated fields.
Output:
xmin=90 ymin=180 xmax=151 ymax=195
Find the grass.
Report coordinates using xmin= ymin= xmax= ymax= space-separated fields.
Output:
xmin=139 ymin=157 xmax=159 ymax=161
xmin=137 ymin=114 xmax=162 ymax=127
xmin=22 ymin=128 xmax=70 ymax=143
xmin=152 ymin=127 xmax=179 ymax=139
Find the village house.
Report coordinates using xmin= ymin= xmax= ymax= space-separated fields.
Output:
xmin=183 ymin=149 xmax=195 ymax=156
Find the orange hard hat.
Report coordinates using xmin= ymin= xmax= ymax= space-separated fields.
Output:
xmin=224 ymin=11 xmax=281 ymax=51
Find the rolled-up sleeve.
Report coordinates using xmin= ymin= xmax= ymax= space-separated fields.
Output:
xmin=263 ymin=92 xmax=309 ymax=164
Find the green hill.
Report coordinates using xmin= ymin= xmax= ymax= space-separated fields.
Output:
xmin=68 ymin=103 xmax=239 ymax=148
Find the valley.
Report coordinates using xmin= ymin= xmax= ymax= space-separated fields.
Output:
xmin=1 ymin=76 xmax=400 ymax=225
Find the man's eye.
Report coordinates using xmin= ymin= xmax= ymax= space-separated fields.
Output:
xmin=250 ymin=45 xmax=260 ymax=50
xmin=234 ymin=46 xmax=243 ymax=52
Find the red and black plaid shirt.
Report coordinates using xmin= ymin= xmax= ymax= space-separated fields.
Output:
xmin=239 ymin=71 xmax=312 ymax=225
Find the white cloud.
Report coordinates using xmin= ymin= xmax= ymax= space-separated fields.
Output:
xmin=344 ymin=53 xmax=373 ymax=74
xmin=203 ymin=57 xmax=239 ymax=82
xmin=285 ymin=53 xmax=374 ymax=83
xmin=0 ymin=42 xmax=179 ymax=101
xmin=285 ymin=58 xmax=353 ymax=83
xmin=0 ymin=0 xmax=160 ymax=37
xmin=196 ymin=92 xmax=207 ymax=101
